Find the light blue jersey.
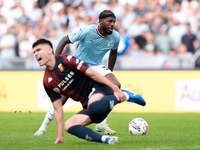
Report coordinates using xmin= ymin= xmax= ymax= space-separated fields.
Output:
xmin=68 ymin=24 xmax=120 ymax=66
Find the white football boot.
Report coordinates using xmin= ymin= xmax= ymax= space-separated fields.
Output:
xmin=95 ymin=124 xmax=116 ymax=135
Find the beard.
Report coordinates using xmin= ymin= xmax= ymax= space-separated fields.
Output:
xmin=102 ymin=24 xmax=112 ymax=35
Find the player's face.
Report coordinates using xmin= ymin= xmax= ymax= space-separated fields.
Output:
xmin=101 ymin=17 xmax=116 ymax=35
xmin=33 ymin=44 xmax=51 ymax=66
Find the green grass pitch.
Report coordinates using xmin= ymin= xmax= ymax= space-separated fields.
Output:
xmin=0 ymin=112 xmax=200 ymax=150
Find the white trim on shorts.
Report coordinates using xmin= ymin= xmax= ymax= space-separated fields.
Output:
xmin=91 ymin=65 xmax=112 ymax=76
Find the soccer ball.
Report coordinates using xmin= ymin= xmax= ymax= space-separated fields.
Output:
xmin=128 ymin=118 xmax=148 ymax=135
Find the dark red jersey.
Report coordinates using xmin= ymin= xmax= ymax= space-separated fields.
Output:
xmin=43 ymin=55 xmax=96 ymax=103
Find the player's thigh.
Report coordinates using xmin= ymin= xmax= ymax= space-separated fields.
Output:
xmin=91 ymin=65 xmax=121 ymax=88
xmin=88 ymin=93 xmax=104 ymax=106
xmin=65 ymin=114 xmax=91 ymax=131
xmin=87 ymin=83 xmax=113 ymax=107
xmin=61 ymin=95 xmax=69 ymax=105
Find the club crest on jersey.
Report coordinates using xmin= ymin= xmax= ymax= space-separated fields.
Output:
xmin=106 ymin=40 xmax=113 ymax=46
xmin=70 ymin=32 xmax=78 ymax=38
xmin=58 ymin=63 xmax=64 ymax=72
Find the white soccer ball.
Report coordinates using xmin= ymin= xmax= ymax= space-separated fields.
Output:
xmin=128 ymin=118 xmax=148 ymax=135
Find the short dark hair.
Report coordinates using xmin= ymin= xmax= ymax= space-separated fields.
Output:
xmin=32 ymin=38 xmax=53 ymax=49
xmin=98 ymin=10 xmax=116 ymax=20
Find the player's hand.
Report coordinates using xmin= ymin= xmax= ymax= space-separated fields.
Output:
xmin=114 ymin=88 xmax=126 ymax=102
xmin=54 ymin=137 xmax=64 ymax=144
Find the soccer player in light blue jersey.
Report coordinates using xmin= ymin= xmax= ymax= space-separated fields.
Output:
xmin=34 ymin=10 xmax=131 ymax=136
xmin=69 ymin=24 xmax=120 ymax=67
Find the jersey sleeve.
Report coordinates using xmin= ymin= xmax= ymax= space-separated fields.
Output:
xmin=63 ymin=55 xmax=89 ymax=74
xmin=43 ymin=83 xmax=61 ymax=102
xmin=68 ymin=27 xmax=86 ymax=44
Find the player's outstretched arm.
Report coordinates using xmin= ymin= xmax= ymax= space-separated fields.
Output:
xmin=52 ymin=98 xmax=64 ymax=144
xmin=55 ymin=35 xmax=71 ymax=55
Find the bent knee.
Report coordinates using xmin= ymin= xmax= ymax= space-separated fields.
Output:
xmin=116 ymin=82 xmax=121 ymax=88
xmin=65 ymin=115 xmax=91 ymax=131
xmin=112 ymin=79 xmax=121 ymax=88
xmin=110 ymin=79 xmax=120 ymax=88
xmin=105 ymin=74 xmax=121 ymax=88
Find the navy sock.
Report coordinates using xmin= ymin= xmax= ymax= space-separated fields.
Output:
xmin=88 ymin=95 xmax=120 ymax=123
xmin=68 ymin=125 xmax=102 ymax=142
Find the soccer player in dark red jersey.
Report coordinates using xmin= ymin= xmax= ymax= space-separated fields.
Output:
xmin=32 ymin=38 xmax=146 ymax=144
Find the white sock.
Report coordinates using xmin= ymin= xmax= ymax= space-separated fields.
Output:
xmin=39 ymin=104 xmax=54 ymax=131
xmin=123 ymin=92 xmax=129 ymax=101
xmin=99 ymin=110 xmax=112 ymax=125
xmin=100 ymin=117 xmax=108 ymax=125
xmin=101 ymin=135 xmax=109 ymax=142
